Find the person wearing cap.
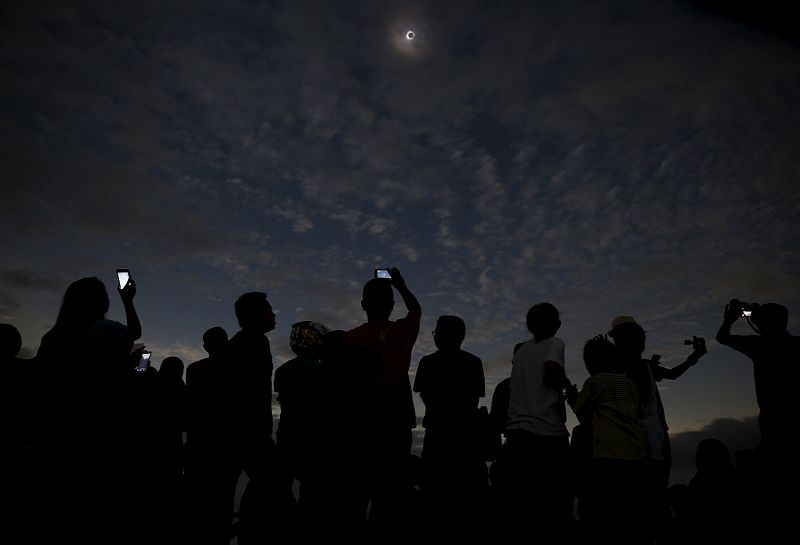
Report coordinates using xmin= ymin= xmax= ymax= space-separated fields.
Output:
xmin=608 ymin=315 xmax=706 ymax=536
xmin=273 ymin=320 xmax=332 ymax=532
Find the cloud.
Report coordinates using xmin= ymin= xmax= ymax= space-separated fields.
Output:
xmin=0 ymin=269 xmax=62 ymax=292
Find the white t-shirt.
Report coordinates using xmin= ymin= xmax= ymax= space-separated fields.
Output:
xmin=506 ymin=336 xmax=568 ymax=437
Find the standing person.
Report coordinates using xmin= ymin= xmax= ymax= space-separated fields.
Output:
xmin=0 ymin=323 xmax=40 ymax=544
xmin=608 ymin=316 xmax=706 ymax=540
xmin=223 ymin=292 xmax=287 ymax=545
xmin=571 ymin=336 xmax=648 ymax=543
xmin=505 ymin=302 xmax=574 ymax=538
xmin=716 ymin=300 xmax=798 ymax=460
xmin=413 ymin=315 xmax=486 ymax=539
xmin=184 ymin=326 xmax=231 ymax=545
xmin=716 ymin=300 xmax=799 ymax=537
xmin=273 ymin=320 xmax=331 ymax=535
xmin=35 ymin=275 xmax=141 ymax=544
xmin=338 ymin=267 xmax=421 ymax=541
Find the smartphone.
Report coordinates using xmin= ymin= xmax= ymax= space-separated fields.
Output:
xmin=136 ymin=351 xmax=151 ymax=373
xmin=374 ymin=268 xmax=392 ymax=279
xmin=117 ymin=269 xmax=131 ymax=290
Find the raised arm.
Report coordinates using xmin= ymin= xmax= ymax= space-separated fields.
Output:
xmin=716 ymin=299 xmax=742 ymax=347
xmin=389 ymin=267 xmax=421 ymax=316
xmin=118 ymin=278 xmax=142 ymax=341
xmin=654 ymin=337 xmax=706 ymax=381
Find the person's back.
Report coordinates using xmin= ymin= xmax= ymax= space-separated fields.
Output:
xmin=686 ymin=438 xmax=743 ymax=541
xmin=573 ymin=336 xmax=648 ymax=542
xmin=184 ymin=326 xmax=236 ymax=545
xmin=338 ymin=268 xmax=421 ymax=540
xmin=0 ymin=324 xmax=42 ymax=543
xmin=34 ymin=275 xmax=141 ymax=544
xmin=186 ymin=326 xmax=229 ymax=445
xmin=574 ymin=338 xmax=646 ymax=463
xmin=413 ymin=315 xmax=486 ymax=539
xmin=506 ymin=304 xmax=569 ymax=437
xmin=504 ymin=303 xmax=573 ymax=539
xmin=274 ymin=321 xmax=332 ymax=536
xmin=274 ymin=321 xmax=331 ymax=450
xmin=414 ymin=316 xmax=484 ymax=432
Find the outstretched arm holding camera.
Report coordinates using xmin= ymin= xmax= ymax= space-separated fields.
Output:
xmin=653 ymin=336 xmax=707 ymax=381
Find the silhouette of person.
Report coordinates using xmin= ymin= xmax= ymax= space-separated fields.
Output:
xmin=716 ymin=300 xmax=799 ymax=536
xmin=505 ymin=303 xmax=574 ymax=539
xmin=34 ymin=275 xmax=141 ymax=544
xmin=608 ymin=315 xmax=707 ymax=540
xmin=184 ymin=326 xmax=231 ymax=545
xmin=224 ymin=291 xmax=288 ymax=545
xmin=716 ymin=300 xmax=798 ymax=458
xmin=685 ymin=438 xmax=744 ymax=542
xmin=571 ymin=335 xmax=648 ymax=543
xmin=337 ymin=267 xmax=421 ymax=541
xmin=0 ymin=323 xmax=42 ymax=542
xmin=413 ymin=315 xmax=486 ymax=539
xmin=186 ymin=326 xmax=229 ymax=447
xmin=273 ymin=320 xmax=331 ymax=534
xmin=488 ymin=342 xmax=525 ymax=462
xmin=486 ymin=341 xmax=524 ymax=527
xmin=156 ymin=355 xmax=187 ymax=509
xmin=0 ymin=323 xmax=32 ymax=451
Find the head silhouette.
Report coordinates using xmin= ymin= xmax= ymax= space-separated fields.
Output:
xmin=202 ymin=326 xmax=229 ymax=356
xmin=290 ymin=321 xmax=330 ymax=358
xmin=608 ymin=316 xmax=646 ymax=359
xmin=433 ymin=315 xmax=466 ymax=351
xmin=751 ymin=303 xmax=789 ymax=336
xmin=361 ymin=279 xmax=394 ymax=322
xmin=55 ymin=277 xmax=110 ymax=331
xmin=234 ymin=292 xmax=275 ymax=333
xmin=160 ymin=356 xmax=185 ymax=381
xmin=583 ymin=336 xmax=617 ymax=375
xmin=0 ymin=323 xmax=22 ymax=361
xmin=695 ymin=438 xmax=733 ymax=474
xmin=526 ymin=303 xmax=560 ymax=341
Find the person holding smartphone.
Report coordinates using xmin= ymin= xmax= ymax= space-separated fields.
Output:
xmin=335 ymin=267 xmax=422 ymax=541
xmin=34 ymin=273 xmax=143 ymax=542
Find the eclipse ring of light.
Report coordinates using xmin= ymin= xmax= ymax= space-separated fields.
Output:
xmin=406 ymin=30 xmax=415 ymax=40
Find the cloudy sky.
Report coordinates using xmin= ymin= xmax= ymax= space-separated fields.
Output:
xmin=2 ymin=0 xmax=798 ymax=480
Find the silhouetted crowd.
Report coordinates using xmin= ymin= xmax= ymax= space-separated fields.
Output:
xmin=0 ymin=269 xmax=797 ymax=544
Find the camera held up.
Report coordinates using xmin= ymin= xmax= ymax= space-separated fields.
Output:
xmin=730 ymin=299 xmax=760 ymax=318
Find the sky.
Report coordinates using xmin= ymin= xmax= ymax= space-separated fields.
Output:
xmin=2 ymin=0 xmax=798 ymax=483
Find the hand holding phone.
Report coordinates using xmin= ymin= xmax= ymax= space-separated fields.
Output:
xmin=135 ymin=351 xmax=151 ymax=373
xmin=117 ymin=269 xmax=131 ymax=290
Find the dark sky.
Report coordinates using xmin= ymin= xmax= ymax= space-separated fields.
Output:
xmin=2 ymin=0 xmax=798 ymax=479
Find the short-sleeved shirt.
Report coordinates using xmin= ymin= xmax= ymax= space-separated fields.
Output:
xmin=413 ymin=349 xmax=485 ymax=429
xmin=341 ymin=313 xmax=421 ymax=429
xmin=506 ymin=336 xmax=568 ymax=437
xmin=574 ymin=372 xmax=646 ymax=462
